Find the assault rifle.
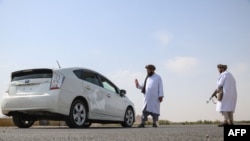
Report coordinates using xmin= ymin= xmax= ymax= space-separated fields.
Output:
xmin=207 ymin=87 xmax=223 ymax=104
xmin=206 ymin=89 xmax=217 ymax=104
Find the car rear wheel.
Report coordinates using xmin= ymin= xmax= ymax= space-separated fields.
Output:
xmin=66 ymin=99 xmax=88 ymax=128
xmin=121 ymin=107 xmax=134 ymax=127
xmin=12 ymin=113 xmax=35 ymax=128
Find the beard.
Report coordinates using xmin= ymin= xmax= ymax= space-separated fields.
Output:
xmin=147 ymin=72 xmax=154 ymax=77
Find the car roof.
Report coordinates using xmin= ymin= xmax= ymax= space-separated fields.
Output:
xmin=11 ymin=67 xmax=123 ymax=92
xmin=54 ymin=67 xmax=100 ymax=74
xmin=55 ymin=67 xmax=120 ymax=90
xmin=12 ymin=67 xmax=99 ymax=76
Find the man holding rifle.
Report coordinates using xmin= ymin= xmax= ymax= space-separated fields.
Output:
xmin=215 ymin=64 xmax=237 ymax=127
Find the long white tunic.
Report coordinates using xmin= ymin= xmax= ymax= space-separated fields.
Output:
xmin=216 ymin=71 xmax=237 ymax=112
xmin=138 ymin=73 xmax=164 ymax=115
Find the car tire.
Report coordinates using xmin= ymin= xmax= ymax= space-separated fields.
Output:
xmin=65 ymin=99 xmax=88 ymax=128
xmin=121 ymin=107 xmax=134 ymax=127
xmin=12 ymin=113 xmax=35 ymax=128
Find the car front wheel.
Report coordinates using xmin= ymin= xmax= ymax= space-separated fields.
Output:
xmin=121 ymin=107 xmax=134 ymax=127
xmin=12 ymin=113 xmax=35 ymax=128
xmin=66 ymin=99 xmax=88 ymax=128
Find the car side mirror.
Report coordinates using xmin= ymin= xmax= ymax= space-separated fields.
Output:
xmin=120 ymin=89 xmax=126 ymax=96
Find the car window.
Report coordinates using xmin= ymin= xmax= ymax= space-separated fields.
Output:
xmin=73 ymin=70 xmax=82 ymax=79
xmin=12 ymin=69 xmax=52 ymax=81
xmin=73 ymin=70 xmax=101 ymax=86
xmin=83 ymin=74 xmax=100 ymax=86
xmin=99 ymin=76 xmax=119 ymax=94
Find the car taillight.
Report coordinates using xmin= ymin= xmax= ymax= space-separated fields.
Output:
xmin=50 ymin=71 xmax=65 ymax=90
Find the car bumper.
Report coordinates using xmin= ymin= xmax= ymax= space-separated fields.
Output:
xmin=1 ymin=91 xmax=60 ymax=115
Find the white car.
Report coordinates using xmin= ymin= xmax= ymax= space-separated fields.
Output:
xmin=1 ymin=67 xmax=135 ymax=128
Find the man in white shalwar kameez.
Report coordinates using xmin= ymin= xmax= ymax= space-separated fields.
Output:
xmin=216 ymin=64 xmax=237 ymax=127
xmin=135 ymin=64 xmax=164 ymax=128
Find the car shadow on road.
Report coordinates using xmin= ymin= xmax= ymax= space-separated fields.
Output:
xmin=25 ymin=125 xmax=171 ymax=129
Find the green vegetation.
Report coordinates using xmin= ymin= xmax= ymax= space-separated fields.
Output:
xmin=144 ymin=120 xmax=250 ymax=125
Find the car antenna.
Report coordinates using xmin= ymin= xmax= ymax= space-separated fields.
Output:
xmin=56 ymin=60 xmax=61 ymax=68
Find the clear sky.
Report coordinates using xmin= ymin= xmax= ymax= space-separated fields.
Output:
xmin=0 ymin=0 xmax=250 ymax=122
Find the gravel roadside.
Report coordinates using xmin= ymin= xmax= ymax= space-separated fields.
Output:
xmin=0 ymin=125 xmax=223 ymax=141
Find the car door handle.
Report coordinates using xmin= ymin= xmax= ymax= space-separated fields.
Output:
xmin=106 ymin=94 xmax=111 ymax=98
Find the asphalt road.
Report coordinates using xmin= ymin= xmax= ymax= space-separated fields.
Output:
xmin=0 ymin=125 xmax=223 ymax=141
